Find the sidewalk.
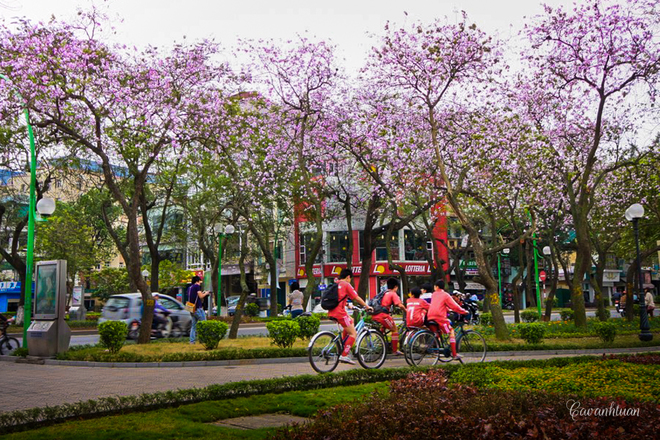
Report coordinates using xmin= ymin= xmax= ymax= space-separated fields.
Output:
xmin=1 ymin=346 xmax=657 ymax=414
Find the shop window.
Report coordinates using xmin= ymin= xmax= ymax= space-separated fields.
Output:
xmin=375 ymin=232 xmax=400 ymax=262
xmin=299 ymin=233 xmax=322 ymax=264
xmin=328 ymin=231 xmax=350 ymax=263
xmin=404 ymin=230 xmax=432 ymax=261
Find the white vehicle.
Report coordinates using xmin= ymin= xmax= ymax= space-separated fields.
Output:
xmin=99 ymin=293 xmax=192 ymax=338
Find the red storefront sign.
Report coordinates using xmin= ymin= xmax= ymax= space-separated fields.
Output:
xmin=297 ymin=262 xmax=432 ymax=278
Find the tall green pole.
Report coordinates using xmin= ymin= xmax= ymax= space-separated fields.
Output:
xmin=532 ymin=239 xmax=542 ymax=318
xmin=22 ymin=108 xmax=37 ymax=347
xmin=0 ymin=74 xmax=37 ymax=348
xmin=217 ymin=233 xmax=223 ymax=316
xmin=497 ymin=253 xmax=502 ymax=306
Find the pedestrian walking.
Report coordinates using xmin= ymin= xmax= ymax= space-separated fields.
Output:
xmin=188 ymin=276 xmax=209 ymax=344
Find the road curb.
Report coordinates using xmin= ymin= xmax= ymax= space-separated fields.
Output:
xmin=2 ymin=346 xmax=660 ymax=368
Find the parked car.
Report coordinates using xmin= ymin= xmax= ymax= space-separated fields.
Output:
xmin=212 ymin=295 xmax=241 ymax=316
xmin=99 ymin=293 xmax=192 ymax=338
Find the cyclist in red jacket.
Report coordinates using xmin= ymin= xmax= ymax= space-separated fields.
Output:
xmin=371 ymin=278 xmax=407 ymax=356
xmin=427 ymin=279 xmax=468 ymax=360
xmin=405 ymin=287 xmax=430 ymax=328
xmin=328 ymin=268 xmax=373 ymax=365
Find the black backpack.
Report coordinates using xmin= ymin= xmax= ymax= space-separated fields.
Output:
xmin=320 ymin=283 xmax=343 ymax=310
xmin=369 ymin=289 xmax=390 ymax=315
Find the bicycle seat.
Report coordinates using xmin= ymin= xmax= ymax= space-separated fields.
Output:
xmin=328 ymin=316 xmax=340 ymax=323
xmin=425 ymin=320 xmax=439 ymax=327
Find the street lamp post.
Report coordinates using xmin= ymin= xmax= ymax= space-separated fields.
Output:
xmin=542 ymin=246 xmax=551 ymax=299
xmin=141 ymin=269 xmax=150 ymax=290
xmin=1 ymin=73 xmax=39 ymax=348
xmin=217 ymin=224 xmax=235 ymax=316
xmin=498 ymin=248 xmax=510 ymax=306
xmin=625 ymin=203 xmax=652 ymax=342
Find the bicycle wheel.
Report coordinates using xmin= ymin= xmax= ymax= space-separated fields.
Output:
xmin=308 ymin=331 xmax=341 ymax=373
xmin=1 ymin=337 xmax=19 ymax=355
xmin=408 ymin=330 xmax=440 ymax=366
xmin=435 ymin=333 xmax=454 ymax=363
xmin=355 ymin=329 xmax=387 ymax=369
xmin=457 ymin=330 xmax=487 ymax=362
xmin=401 ymin=328 xmax=419 ymax=366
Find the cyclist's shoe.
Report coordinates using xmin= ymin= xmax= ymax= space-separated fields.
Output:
xmin=453 ymin=354 xmax=464 ymax=363
xmin=339 ymin=355 xmax=356 ymax=365
xmin=393 ymin=350 xmax=405 ymax=356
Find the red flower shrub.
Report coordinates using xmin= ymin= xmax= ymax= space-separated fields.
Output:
xmin=271 ymin=369 xmax=660 ymax=440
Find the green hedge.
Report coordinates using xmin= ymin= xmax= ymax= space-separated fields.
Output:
xmin=593 ymin=321 xmax=617 ymax=343
xmin=267 ymin=320 xmax=300 ymax=348
xmin=520 ymin=310 xmax=539 ymax=323
xmin=98 ymin=321 xmax=127 ymax=354
xmin=0 ymin=365 xmax=416 ymax=434
xmin=196 ymin=321 xmax=228 ymax=350
xmin=517 ymin=323 xmax=546 ymax=344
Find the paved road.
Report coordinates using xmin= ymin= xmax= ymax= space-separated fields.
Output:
xmin=11 ymin=310 xmax=606 ymax=346
xmin=1 ymin=345 xmax=655 ymax=414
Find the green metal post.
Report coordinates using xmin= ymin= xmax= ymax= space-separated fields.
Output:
xmin=22 ymin=109 xmax=37 ymax=347
xmin=497 ymin=253 xmax=502 ymax=306
xmin=532 ymin=239 xmax=542 ymax=318
xmin=1 ymin=74 xmax=37 ymax=348
xmin=218 ymin=233 xmax=223 ymax=316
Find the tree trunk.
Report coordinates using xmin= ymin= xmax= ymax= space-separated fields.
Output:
xmin=592 ymin=256 xmax=607 ymax=321
xmin=269 ymin=257 xmax=279 ymax=317
xmin=229 ymin=239 xmax=250 ymax=339
xmin=525 ymin=240 xmax=535 ymax=309
xmin=511 ymin=264 xmax=523 ymax=324
xmin=471 ymin=231 xmax=507 ymax=339
xmin=150 ymin=257 xmax=159 ymax=294
xmin=543 ymin=249 xmax=559 ymax=322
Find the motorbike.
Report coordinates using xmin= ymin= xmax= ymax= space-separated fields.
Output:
xmin=615 ymin=295 xmax=639 ymax=318
xmin=462 ymin=298 xmax=481 ymax=325
xmin=128 ymin=310 xmax=185 ymax=340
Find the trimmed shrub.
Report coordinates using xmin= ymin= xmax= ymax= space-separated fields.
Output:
xmin=196 ymin=321 xmax=228 ymax=350
xmin=517 ymin=323 xmax=545 ymax=344
xmin=98 ymin=321 xmax=127 ymax=354
xmin=296 ymin=314 xmax=321 ymax=340
xmin=520 ymin=310 xmax=540 ymax=323
xmin=559 ymin=309 xmax=574 ymax=321
xmin=593 ymin=321 xmax=616 ymax=344
xmin=244 ymin=303 xmax=260 ymax=317
xmin=633 ymin=304 xmax=641 ymax=316
xmin=543 ymin=297 xmax=558 ymax=308
xmin=11 ymin=347 xmax=28 ymax=358
xmin=267 ymin=320 xmax=300 ymax=348
xmin=480 ymin=312 xmax=492 ymax=326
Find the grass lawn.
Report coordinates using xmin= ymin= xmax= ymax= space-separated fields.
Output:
xmin=120 ymin=336 xmax=309 ymax=355
xmin=485 ymin=331 xmax=660 ymax=351
xmin=2 ymin=383 xmax=387 ymax=440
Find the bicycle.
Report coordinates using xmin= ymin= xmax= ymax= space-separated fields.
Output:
xmin=406 ymin=317 xmax=486 ymax=366
xmin=0 ymin=317 xmax=19 ymax=355
xmin=308 ymin=306 xmax=387 ymax=373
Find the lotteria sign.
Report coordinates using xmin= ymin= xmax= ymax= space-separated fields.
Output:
xmin=297 ymin=262 xmax=432 ymax=278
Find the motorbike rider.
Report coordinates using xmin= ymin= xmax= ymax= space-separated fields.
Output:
xmin=152 ymin=293 xmax=170 ymax=335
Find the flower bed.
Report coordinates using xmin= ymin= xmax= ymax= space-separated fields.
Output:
xmin=274 ymin=368 xmax=660 ymax=440
xmin=449 ymin=358 xmax=660 ymax=402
